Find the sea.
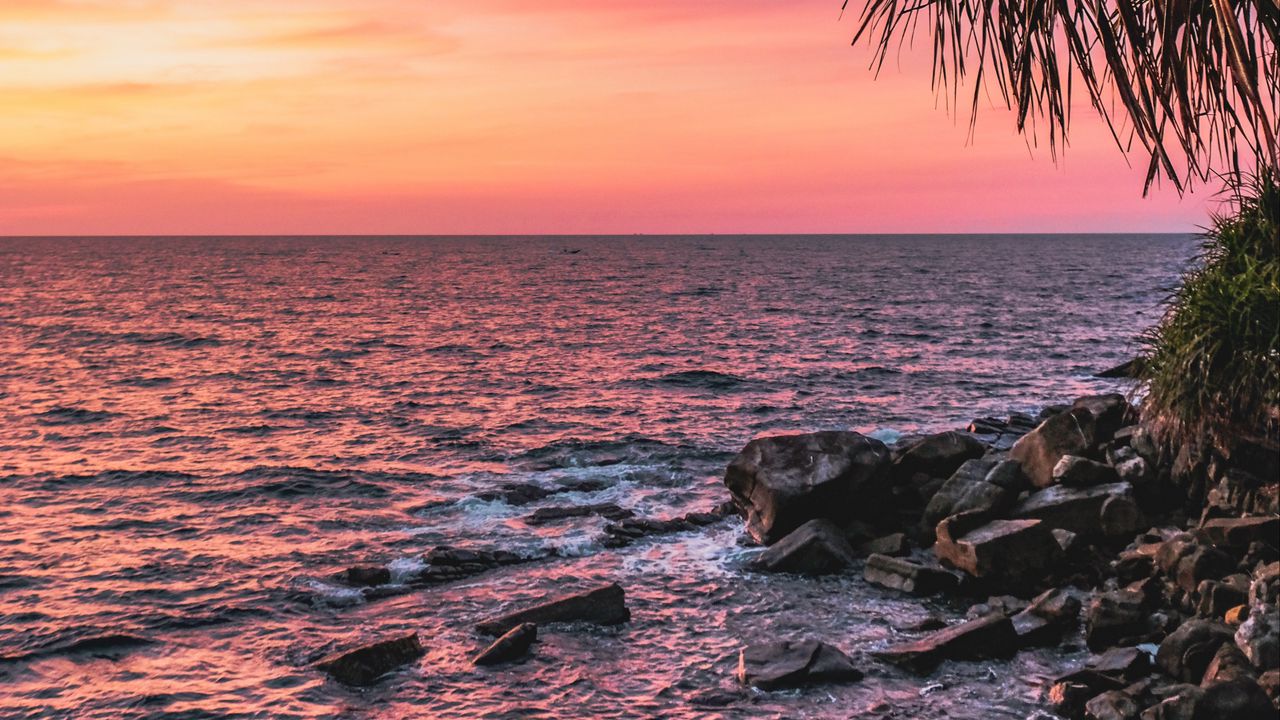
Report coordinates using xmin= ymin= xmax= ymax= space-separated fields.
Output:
xmin=0 ymin=234 xmax=1198 ymax=719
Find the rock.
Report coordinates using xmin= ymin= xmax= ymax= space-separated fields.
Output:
xmin=922 ymin=459 xmax=1014 ymax=529
xmin=315 ymin=633 xmax=424 ymax=686
xmin=1115 ymin=456 xmax=1151 ymax=486
xmin=1013 ymin=482 xmax=1141 ymax=539
xmin=1197 ymin=580 xmax=1247 ymax=619
xmin=1141 ymin=684 xmax=1203 ymax=720
xmin=1049 ymin=678 xmax=1107 ymax=719
xmin=1173 ymin=546 xmax=1235 ymax=594
xmin=1157 ymin=620 xmax=1235 ymax=682
xmin=1085 ymin=689 xmax=1142 ymax=720
xmin=859 ymin=532 xmax=909 ymax=557
xmin=751 ymin=519 xmax=856 ymax=575
xmin=1086 ymin=589 xmax=1152 ymax=651
xmin=1095 ymin=358 xmax=1144 ymax=379
xmin=1088 ymin=647 xmax=1151 ymax=681
xmin=1258 ymin=669 xmax=1280 ymax=706
xmin=875 ymin=613 xmax=1018 ymax=673
xmin=337 ymin=565 xmax=391 ymax=587
xmin=1235 ymin=605 xmax=1279 ymax=671
xmin=1250 ymin=562 xmax=1280 ymax=606
xmin=1226 ymin=605 xmax=1250 ymax=626
xmin=1115 ymin=551 xmax=1157 ymax=583
xmin=1055 ymin=455 xmax=1121 ymax=487
xmin=476 ymin=583 xmax=630 ymax=636
xmin=1071 ymin=394 xmax=1135 ymax=441
xmin=1195 ymin=678 xmax=1274 ymax=719
xmin=863 ymin=554 xmax=958 ymax=596
xmin=1197 ymin=516 xmax=1280 ymax=549
xmin=524 ymin=503 xmax=633 ymax=525
xmin=891 ymin=430 xmax=987 ymax=482
xmin=1200 ymin=642 xmax=1255 ymax=685
xmin=933 ymin=513 xmax=1060 ymax=582
xmin=1010 ymin=407 xmax=1099 ymax=489
xmin=473 ymin=623 xmax=537 ymax=666
xmin=724 ymin=431 xmax=892 ymax=544
xmin=1029 ymin=587 xmax=1085 ymax=624
xmin=735 ymin=640 xmax=863 ymax=689
xmin=475 ymin=482 xmax=553 ymax=505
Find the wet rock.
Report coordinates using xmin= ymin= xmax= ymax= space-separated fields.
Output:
xmin=751 ymin=519 xmax=856 ymax=575
xmin=1012 ymin=482 xmax=1142 ymax=539
xmin=1195 ymin=678 xmax=1274 ymax=719
xmin=1085 ymin=689 xmax=1141 ymax=720
xmin=1157 ymin=620 xmax=1234 ymax=682
xmin=1235 ymin=605 xmax=1279 ymax=671
xmin=473 ymin=623 xmax=537 ymax=666
xmin=1140 ymin=684 xmax=1202 ymax=720
xmin=921 ymin=459 xmax=1013 ymax=529
xmin=1197 ymin=516 xmax=1280 ymax=550
xmin=875 ymin=613 xmax=1018 ymax=673
xmin=1054 ymin=456 xmax=1120 ymax=487
xmin=859 ymin=532 xmax=909 ymax=557
xmin=415 ymin=545 xmax=529 ymax=586
xmin=337 ymin=565 xmax=391 ymax=587
xmin=1010 ymin=407 xmax=1098 ymax=489
xmin=1095 ymin=359 xmax=1143 ymax=379
xmin=1086 ymin=647 xmax=1151 ymax=682
xmin=475 ymin=482 xmax=554 ymax=506
xmin=316 ymin=633 xmax=424 ymax=687
xmin=863 ymin=554 xmax=958 ymax=596
xmin=525 ymin=503 xmax=633 ymax=525
xmin=1200 ymin=642 xmax=1255 ymax=685
xmin=1086 ymin=589 xmax=1152 ymax=651
xmin=735 ymin=640 xmax=863 ymax=689
xmin=934 ymin=513 xmax=1059 ymax=583
xmin=891 ymin=430 xmax=987 ymax=483
xmin=724 ymin=431 xmax=892 ymax=545
xmin=476 ymin=582 xmax=630 ymax=636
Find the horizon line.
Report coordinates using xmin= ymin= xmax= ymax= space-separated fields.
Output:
xmin=0 ymin=231 xmax=1201 ymax=239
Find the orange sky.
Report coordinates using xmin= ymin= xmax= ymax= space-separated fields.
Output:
xmin=0 ymin=0 xmax=1213 ymax=234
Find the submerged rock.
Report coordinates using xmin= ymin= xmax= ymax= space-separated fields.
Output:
xmin=736 ymin=639 xmax=864 ymax=689
xmin=863 ymin=554 xmax=958 ymax=596
xmin=724 ymin=431 xmax=893 ymax=545
xmin=751 ymin=519 xmax=856 ymax=575
xmin=524 ymin=503 xmax=633 ymax=525
xmin=316 ymin=633 xmax=424 ymax=686
xmin=473 ymin=623 xmax=537 ymax=666
xmin=875 ymin=613 xmax=1018 ymax=673
xmin=335 ymin=565 xmax=392 ymax=587
xmin=476 ymin=582 xmax=630 ymax=636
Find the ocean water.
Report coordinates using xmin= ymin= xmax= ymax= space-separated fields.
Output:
xmin=0 ymin=234 xmax=1197 ymax=719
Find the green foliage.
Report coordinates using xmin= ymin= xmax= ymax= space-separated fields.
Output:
xmin=1140 ymin=169 xmax=1280 ymax=448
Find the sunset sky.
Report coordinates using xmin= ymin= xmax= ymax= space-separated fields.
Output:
xmin=0 ymin=0 xmax=1213 ymax=235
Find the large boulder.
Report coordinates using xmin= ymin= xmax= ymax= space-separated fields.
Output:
xmin=315 ymin=633 xmax=424 ymax=686
xmin=736 ymin=640 xmax=863 ymax=689
xmin=724 ymin=432 xmax=892 ymax=544
xmin=934 ymin=513 xmax=1060 ymax=583
xmin=875 ymin=613 xmax=1019 ymax=673
xmin=476 ymin=583 xmax=630 ymax=636
xmin=922 ymin=458 xmax=1016 ymax=530
xmin=751 ymin=519 xmax=856 ymax=575
xmin=1157 ymin=620 xmax=1235 ymax=682
xmin=892 ymin=431 xmax=987 ymax=482
xmin=1010 ymin=407 xmax=1098 ymax=489
xmin=1012 ymin=482 xmax=1143 ymax=539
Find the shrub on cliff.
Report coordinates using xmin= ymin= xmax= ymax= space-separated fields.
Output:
xmin=1140 ymin=171 xmax=1280 ymax=450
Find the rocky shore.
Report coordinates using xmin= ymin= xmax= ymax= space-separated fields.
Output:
xmin=319 ymin=392 xmax=1278 ymax=719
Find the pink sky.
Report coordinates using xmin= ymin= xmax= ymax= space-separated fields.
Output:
xmin=0 ymin=0 xmax=1214 ymax=234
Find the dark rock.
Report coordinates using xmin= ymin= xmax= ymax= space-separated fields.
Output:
xmin=751 ymin=519 xmax=857 ymax=575
xmin=1070 ymin=394 xmax=1135 ymax=442
xmin=863 ymin=554 xmax=958 ymax=596
xmin=1048 ymin=679 xmax=1105 ymax=719
xmin=1200 ymin=642 xmax=1255 ymax=685
xmin=1115 ymin=456 xmax=1151 ymax=486
xmin=922 ymin=458 xmax=1013 ymax=529
xmin=1196 ymin=580 xmax=1246 ymax=619
xmin=1115 ymin=551 xmax=1157 ymax=583
xmin=1172 ymin=546 xmax=1235 ymax=594
xmin=1250 ymin=562 xmax=1280 ymax=606
xmin=1054 ymin=455 xmax=1120 ymax=487
xmin=934 ymin=513 xmax=1059 ymax=582
xmin=1012 ymin=482 xmax=1142 ymax=539
xmin=1257 ymin=668 xmax=1280 ymax=706
xmin=1013 ymin=590 xmax=1081 ymax=648
xmin=1028 ymin=586 xmax=1085 ymax=625
xmin=1088 ymin=647 xmax=1151 ymax=681
xmin=475 ymin=482 xmax=554 ymax=506
xmin=891 ymin=430 xmax=987 ymax=483
xmin=1235 ymin=605 xmax=1279 ymax=671
xmin=476 ymin=582 xmax=630 ymax=636
xmin=1157 ymin=620 xmax=1235 ymax=682
xmin=473 ymin=623 xmax=537 ymax=666
xmin=1197 ymin=516 xmax=1280 ymax=549
xmin=337 ymin=565 xmax=391 ymax=587
xmin=859 ymin=532 xmax=909 ymax=557
xmin=1195 ymin=678 xmax=1274 ymax=719
xmin=525 ymin=503 xmax=633 ymax=525
xmin=985 ymin=459 xmax=1029 ymax=490
xmin=1095 ymin=358 xmax=1144 ymax=379
xmin=875 ymin=613 xmax=1018 ymax=673
xmin=1086 ymin=589 xmax=1152 ymax=651
xmin=1142 ymin=684 xmax=1203 ymax=720
xmin=724 ymin=431 xmax=892 ymax=545
xmin=735 ymin=640 xmax=863 ymax=689
xmin=316 ymin=633 xmax=424 ymax=686
xmin=1011 ymin=407 xmax=1099 ymax=489
xmin=1085 ymin=689 xmax=1142 ymax=720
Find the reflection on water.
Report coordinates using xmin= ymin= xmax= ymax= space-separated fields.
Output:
xmin=0 ymin=235 xmax=1193 ymax=718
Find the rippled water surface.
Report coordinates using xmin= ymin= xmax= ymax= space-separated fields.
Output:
xmin=0 ymin=235 xmax=1196 ymax=718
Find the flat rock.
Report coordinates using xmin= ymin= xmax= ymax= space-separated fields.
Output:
xmin=859 ymin=532 xmax=909 ymax=557
xmin=316 ymin=633 xmax=424 ymax=686
xmin=724 ymin=431 xmax=892 ymax=544
xmin=1012 ymin=482 xmax=1141 ymax=538
xmin=751 ymin=519 xmax=856 ymax=575
xmin=1197 ymin=516 xmax=1280 ymax=549
xmin=473 ymin=623 xmax=537 ymax=666
xmin=934 ymin=513 xmax=1059 ymax=582
xmin=875 ymin=614 xmax=1018 ymax=673
xmin=863 ymin=554 xmax=958 ymax=596
xmin=476 ymin=582 xmax=630 ymax=636
xmin=736 ymin=639 xmax=864 ymax=689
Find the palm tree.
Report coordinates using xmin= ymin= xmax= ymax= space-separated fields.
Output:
xmin=844 ymin=0 xmax=1279 ymax=192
